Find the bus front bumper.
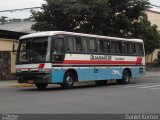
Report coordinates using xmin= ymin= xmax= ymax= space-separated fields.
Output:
xmin=16 ymin=73 xmax=51 ymax=84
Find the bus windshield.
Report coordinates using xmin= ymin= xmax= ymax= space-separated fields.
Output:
xmin=17 ymin=37 xmax=51 ymax=63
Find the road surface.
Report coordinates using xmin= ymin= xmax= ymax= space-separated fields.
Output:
xmin=0 ymin=71 xmax=160 ymax=114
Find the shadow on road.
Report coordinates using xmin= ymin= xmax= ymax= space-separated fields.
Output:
xmin=17 ymin=81 xmax=138 ymax=92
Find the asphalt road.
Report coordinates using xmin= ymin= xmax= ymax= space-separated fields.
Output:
xmin=0 ymin=71 xmax=160 ymax=114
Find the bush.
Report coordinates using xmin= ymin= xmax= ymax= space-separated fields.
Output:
xmin=153 ymin=59 xmax=160 ymax=67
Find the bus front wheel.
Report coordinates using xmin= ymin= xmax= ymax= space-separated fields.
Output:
xmin=61 ymin=71 xmax=74 ymax=89
xmin=35 ymin=83 xmax=48 ymax=90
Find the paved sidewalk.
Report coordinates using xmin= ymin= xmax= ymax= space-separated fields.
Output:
xmin=0 ymin=80 xmax=16 ymax=87
xmin=0 ymin=80 xmax=35 ymax=87
xmin=145 ymin=71 xmax=160 ymax=78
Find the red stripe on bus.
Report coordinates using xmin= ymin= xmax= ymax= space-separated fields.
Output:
xmin=38 ymin=64 xmax=45 ymax=68
xmin=136 ymin=57 xmax=142 ymax=64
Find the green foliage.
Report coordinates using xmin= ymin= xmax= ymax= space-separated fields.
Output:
xmin=132 ymin=14 xmax=160 ymax=54
xmin=153 ymin=51 xmax=160 ymax=67
xmin=153 ymin=58 xmax=160 ymax=67
xmin=0 ymin=16 xmax=8 ymax=24
xmin=31 ymin=0 xmax=160 ymax=54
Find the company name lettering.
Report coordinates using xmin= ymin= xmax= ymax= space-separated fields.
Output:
xmin=90 ymin=55 xmax=112 ymax=60
xmin=115 ymin=57 xmax=125 ymax=61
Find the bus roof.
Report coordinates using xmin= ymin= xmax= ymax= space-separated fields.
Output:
xmin=20 ymin=31 xmax=143 ymax=43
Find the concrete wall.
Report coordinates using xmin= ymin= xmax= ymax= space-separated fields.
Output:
xmin=146 ymin=49 xmax=160 ymax=63
xmin=0 ymin=38 xmax=18 ymax=74
xmin=147 ymin=10 xmax=160 ymax=31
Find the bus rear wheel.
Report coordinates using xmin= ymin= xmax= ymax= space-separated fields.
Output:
xmin=117 ymin=70 xmax=130 ymax=84
xmin=35 ymin=83 xmax=48 ymax=90
xmin=61 ymin=71 xmax=74 ymax=89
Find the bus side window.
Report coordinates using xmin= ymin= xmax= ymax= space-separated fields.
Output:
xmin=123 ymin=42 xmax=134 ymax=55
xmin=75 ymin=37 xmax=82 ymax=52
xmin=82 ymin=37 xmax=89 ymax=52
xmin=98 ymin=39 xmax=110 ymax=53
xmin=89 ymin=38 xmax=97 ymax=52
xmin=98 ymin=40 xmax=104 ymax=53
xmin=116 ymin=41 xmax=122 ymax=54
xmin=67 ymin=36 xmax=82 ymax=52
xmin=135 ymin=43 xmax=144 ymax=55
xmin=104 ymin=40 xmax=110 ymax=53
xmin=123 ymin=42 xmax=128 ymax=54
xmin=111 ymin=41 xmax=122 ymax=54
xmin=128 ymin=43 xmax=134 ymax=54
xmin=67 ymin=37 xmax=76 ymax=52
xmin=111 ymin=41 xmax=117 ymax=54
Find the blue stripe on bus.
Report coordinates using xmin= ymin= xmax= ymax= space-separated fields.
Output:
xmin=51 ymin=69 xmax=65 ymax=83
xmin=51 ymin=67 xmax=145 ymax=83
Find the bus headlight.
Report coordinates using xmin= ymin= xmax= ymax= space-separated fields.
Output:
xmin=16 ymin=69 xmax=21 ymax=72
xmin=44 ymin=68 xmax=50 ymax=73
xmin=39 ymin=68 xmax=50 ymax=73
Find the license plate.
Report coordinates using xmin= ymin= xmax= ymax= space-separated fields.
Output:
xmin=28 ymin=80 xmax=34 ymax=84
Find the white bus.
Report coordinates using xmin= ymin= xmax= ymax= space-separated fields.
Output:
xmin=16 ymin=31 xmax=145 ymax=89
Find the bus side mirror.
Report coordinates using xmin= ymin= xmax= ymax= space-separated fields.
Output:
xmin=12 ymin=43 xmax=17 ymax=55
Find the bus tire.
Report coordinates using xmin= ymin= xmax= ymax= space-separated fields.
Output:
xmin=116 ymin=70 xmax=130 ymax=84
xmin=116 ymin=79 xmax=121 ymax=84
xmin=35 ymin=83 xmax=48 ymax=90
xmin=95 ymin=80 xmax=107 ymax=86
xmin=121 ymin=70 xmax=130 ymax=84
xmin=61 ymin=71 xmax=74 ymax=89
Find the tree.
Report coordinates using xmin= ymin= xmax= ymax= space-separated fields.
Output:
xmin=132 ymin=14 xmax=160 ymax=54
xmin=31 ymin=0 xmax=160 ymax=54
xmin=0 ymin=16 xmax=8 ymax=24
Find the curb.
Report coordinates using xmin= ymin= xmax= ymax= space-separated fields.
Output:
xmin=144 ymin=75 xmax=160 ymax=78
xmin=11 ymin=84 xmax=35 ymax=88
